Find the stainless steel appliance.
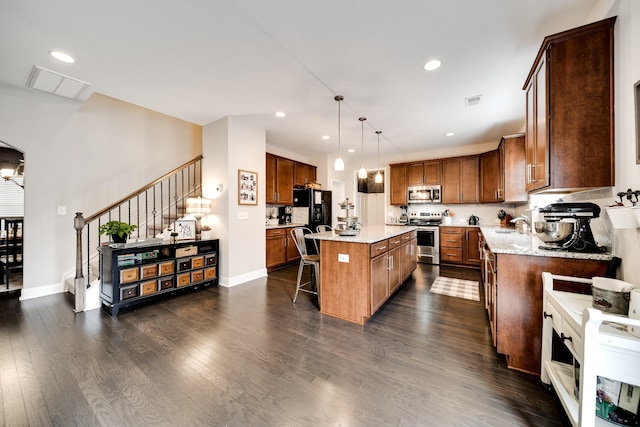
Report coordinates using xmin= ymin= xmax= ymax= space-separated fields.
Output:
xmin=536 ymin=202 xmax=606 ymax=253
xmin=407 ymin=185 xmax=441 ymax=204
xmin=409 ymin=211 xmax=442 ymax=264
xmin=293 ymin=188 xmax=332 ymax=230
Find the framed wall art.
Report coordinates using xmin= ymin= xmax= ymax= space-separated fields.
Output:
xmin=238 ymin=169 xmax=258 ymax=205
xmin=174 ymin=219 xmax=196 ymax=240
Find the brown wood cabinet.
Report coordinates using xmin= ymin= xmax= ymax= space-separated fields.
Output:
xmin=293 ymin=162 xmax=316 ymax=187
xmin=495 ymin=253 xmax=608 ymax=375
xmin=480 ymin=150 xmax=501 ymax=203
xmin=320 ymin=230 xmax=417 ymax=325
xmin=523 ymin=17 xmax=615 ymax=192
xmin=266 ymin=227 xmax=300 ymax=272
xmin=442 ymin=156 xmax=479 ymax=204
xmin=500 ymin=134 xmax=527 ymax=202
xmin=267 ymin=153 xmax=316 ymax=205
xmin=389 ymin=163 xmax=408 ymax=205
xmin=407 ymin=160 xmax=441 ymax=186
xmin=266 ymin=154 xmax=294 ymax=205
xmin=440 ymin=226 xmax=480 ymax=267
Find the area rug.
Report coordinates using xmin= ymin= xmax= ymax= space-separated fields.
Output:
xmin=430 ymin=276 xmax=480 ymax=301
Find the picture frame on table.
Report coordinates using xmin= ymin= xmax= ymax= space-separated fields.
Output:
xmin=174 ymin=220 xmax=196 ymax=240
xmin=238 ymin=169 xmax=258 ymax=205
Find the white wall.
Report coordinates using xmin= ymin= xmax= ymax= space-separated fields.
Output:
xmin=203 ymin=117 xmax=267 ymax=287
xmin=0 ymin=86 xmax=201 ymax=298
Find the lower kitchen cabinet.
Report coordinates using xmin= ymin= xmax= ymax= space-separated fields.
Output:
xmin=440 ymin=226 xmax=480 ymax=267
xmin=493 ymin=253 xmax=608 ymax=375
xmin=99 ymin=239 xmax=219 ymax=316
xmin=266 ymin=227 xmax=300 ymax=272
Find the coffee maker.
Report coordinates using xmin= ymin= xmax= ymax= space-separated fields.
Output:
xmin=278 ymin=206 xmax=292 ymax=224
xmin=537 ymin=202 xmax=606 ymax=253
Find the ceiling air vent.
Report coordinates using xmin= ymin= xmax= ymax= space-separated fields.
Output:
xmin=464 ymin=94 xmax=482 ymax=107
xmin=26 ymin=66 xmax=91 ymax=100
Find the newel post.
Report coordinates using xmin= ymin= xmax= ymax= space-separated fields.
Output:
xmin=73 ymin=212 xmax=85 ymax=313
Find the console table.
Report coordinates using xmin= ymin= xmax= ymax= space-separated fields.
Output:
xmin=99 ymin=239 xmax=219 ymax=316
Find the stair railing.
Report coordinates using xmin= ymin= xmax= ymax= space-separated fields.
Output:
xmin=73 ymin=155 xmax=203 ymax=312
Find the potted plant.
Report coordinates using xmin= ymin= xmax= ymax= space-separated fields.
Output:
xmin=99 ymin=220 xmax=138 ymax=243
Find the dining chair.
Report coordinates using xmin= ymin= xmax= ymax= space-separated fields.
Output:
xmin=290 ymin=227 xmax=320 ymax=306
xmin=316 ymin=225 xmax=332 ymax=233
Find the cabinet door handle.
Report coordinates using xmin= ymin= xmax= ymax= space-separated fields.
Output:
xmin=377 ymin=246 xmax=387 ymax=251
xmin=388 ymin=256 xmax=394 ymax=270
xmin=560 ymin=332 xmax=572 ymax=343
xmin=543 ymin=311 xmax=552 ymax=319
xmin=527 ymin=164 xmax=532 ymax=184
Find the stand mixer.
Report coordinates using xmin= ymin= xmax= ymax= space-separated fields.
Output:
xmin=536 ymin=202 xmax=606 ymax=253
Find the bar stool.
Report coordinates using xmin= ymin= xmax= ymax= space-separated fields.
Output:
xmin=290 ymin=227 xmax=320 ymax=306
xmin=316 ymin=225 xmax=332 ymax=233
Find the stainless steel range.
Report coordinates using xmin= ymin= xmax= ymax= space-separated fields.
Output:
xmin=409 ymin=211 xmax=442 ymax=264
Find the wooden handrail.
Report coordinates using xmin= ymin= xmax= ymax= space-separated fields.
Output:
xmin=84 ymin=155 xmax=203 ymax=223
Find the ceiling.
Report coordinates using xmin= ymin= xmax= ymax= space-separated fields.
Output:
xmin=0 ymin=0 xmax=600 ymax=160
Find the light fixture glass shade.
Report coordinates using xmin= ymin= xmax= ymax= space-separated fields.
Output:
xmin=1 ymin=168 xmax=16 ymax=180
xmin=358 ymin=167 xmax=367 ymax=179
xmin=375 ymin=171 xmax=383 ymax=183
xmin=334 ymin=157 xmax=345 ymax=171
xmin=333 ymin=95 xmax=344 ymax=171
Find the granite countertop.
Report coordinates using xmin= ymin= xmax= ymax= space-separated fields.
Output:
xmin=309 ymin=225 xmax=418 ymax=244
xmin=480 ymin=225 xmax=614 ymax=261
xmin=265 ymin=222 xmax=306 ymax=230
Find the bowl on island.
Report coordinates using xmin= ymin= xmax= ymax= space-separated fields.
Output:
xmin=533 ymin=221 xmax=574 ymax=245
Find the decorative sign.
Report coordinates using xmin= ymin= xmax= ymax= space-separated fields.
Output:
xmin=174 ymin=220 xmax=196 ymax=240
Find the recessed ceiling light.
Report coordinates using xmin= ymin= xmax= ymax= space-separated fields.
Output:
xmin=50 ymin=51 xmax=75 ymax=63
xmin=424 ymin=59 xmax=441 ymax=71
xmin=347 ymin=149 xmax=355 ymax=153
xmin=275 ymin=111 xmax=286 ymax=118
xmin=322 ymin=135 xmax=330 ymax=140
xmin=445 ymin=132 xmax=455 ymax=137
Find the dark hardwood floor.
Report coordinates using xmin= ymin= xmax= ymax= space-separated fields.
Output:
xmin=0 ymin=263 xmax=569 ymax=426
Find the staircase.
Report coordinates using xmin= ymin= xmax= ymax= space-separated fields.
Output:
xmin=71 ymin=155 xmax=203 ymax=312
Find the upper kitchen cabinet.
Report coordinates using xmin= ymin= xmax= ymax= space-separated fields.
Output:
xmin=407 ymin=160 xmax=441 ymax=186
xmin=266 ymin=153 xmax=294 ymax=205
xmin=389 ymin=163 xmax=408 ymax=205
xmin=481 ymin=134 xmax=527 ymax=203
xmin=293 ymin=162 xmax=316 ymax=187
xmin=442 ymin=156 xmax=479 ymax=204
xmin=523 ymin=17 xmax=615 ymax=192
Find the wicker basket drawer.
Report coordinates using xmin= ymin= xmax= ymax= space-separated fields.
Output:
xmin=159 ymin=277 xmax=174 ymax=290
xmin=176 ymin=245 xmax=197 ymax=257
xmin=159 ymin=261 xmax=174 ymax=275
xmin=177 ymin=272 xmax=191 ymax=287
xmin=120 ymin=267 xmax=139 ymax=284
xmin=140 ymin=264 xmax=158 ymax=279
xmin=120 ymin=284 xmax=139 ymax=300
xmin=205 ymin=267 xmax=217 ymax=280
xmin=191 ymin=270 xmax=204 ymax=283
xmin=205 ymin=253 xmax=217 ymax=266
xmin=192 ymin=256 xmax=205 ymax=268
xmin=140 ymin=280 xmax=157 ymax=296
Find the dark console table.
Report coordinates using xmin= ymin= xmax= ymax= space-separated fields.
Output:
xmin=99 ymin=239 xmax=219 ymax=316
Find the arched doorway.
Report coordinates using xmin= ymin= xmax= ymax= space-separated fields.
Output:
xmin=0 ymin=143 xmax=24 ymax=292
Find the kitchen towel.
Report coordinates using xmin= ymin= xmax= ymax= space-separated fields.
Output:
xmin=430 ymin=276 xmax=480 ymax=301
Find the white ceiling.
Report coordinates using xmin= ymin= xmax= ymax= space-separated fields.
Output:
xmin=0 ymin=0 xmax=600 ymax=160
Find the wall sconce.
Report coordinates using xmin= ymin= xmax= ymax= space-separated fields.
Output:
xmin=216 ymin=184 xmax=223 ymax=193
xmin=186 ymin=197 xmax=212 ymax=238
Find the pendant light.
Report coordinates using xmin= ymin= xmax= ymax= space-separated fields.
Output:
xmin=357 ymin=117 xmax=367 ymax=179
xmin=333 ymin=95 xmax=345 ymax=171
xmin=374 ymin=130 xmax=383 ymax=184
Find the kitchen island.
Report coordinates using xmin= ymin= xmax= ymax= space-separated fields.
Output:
xmin=480 ymin=226 xmax=616 ymax=375
xmin=310 ymin=226 xmax=417 ymax=325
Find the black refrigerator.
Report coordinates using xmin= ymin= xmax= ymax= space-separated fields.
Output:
xmin=293 ymin=188 xmax=332 ymax=230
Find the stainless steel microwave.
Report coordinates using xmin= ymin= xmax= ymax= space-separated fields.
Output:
xmin=407 ymin=185 xmax=441 ymax=204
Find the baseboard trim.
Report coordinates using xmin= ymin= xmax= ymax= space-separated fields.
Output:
xmin=19 ymin=282 xmax=66 ymax=301
xmin=220 ymin=268 xmax=267 ymax=287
